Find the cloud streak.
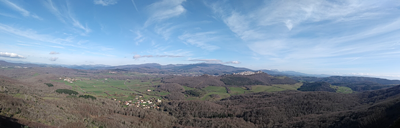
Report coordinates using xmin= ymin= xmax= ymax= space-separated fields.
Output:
xmin=145 ymin=0 xmax=186 ymax=26
xmin=189 ymin=59 xmax=240 ymax=64
xmin=131 ymin=30 xmax=145 ymax=45
xmin=43 ymin=0 xmax=91 ymax=34
xmin=209 ymin=0 xmax=400 ymax=61
xmin=94 ymin=0 xmax=118 ymax=6
xmin=133 ymin=54 xmax=183 ymax=59
xmin=179 ymin=32 xmax=220 ymax=51
xmin=49 ymin=51 xmax=59 ymax=54
xmin=0 ymin=0 xmax=42 ymax=20
xmin=0 ymin=52 xmax=26 ymax=59
xmin=131 ymin=0 xmax=139 ymax=12
xmin=0 ymin=23 xmax=74 ymax=46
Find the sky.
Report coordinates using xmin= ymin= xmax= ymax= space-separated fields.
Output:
xmin=1 ymin=0 xmax=400 ymax=79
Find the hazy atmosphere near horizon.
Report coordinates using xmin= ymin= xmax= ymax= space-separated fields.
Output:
xmin=1 ymin=0 xmax=400 ymax=79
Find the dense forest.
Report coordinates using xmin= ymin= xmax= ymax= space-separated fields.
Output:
xmin=297 ymin=82 xmax=336 ymax=92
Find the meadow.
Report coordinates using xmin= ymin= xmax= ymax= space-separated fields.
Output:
xmin=53 ymin=78 xmax=166 ymax=101
xmin=331 ymin=85 xmax=353 ymax=94
xmin=183 ymin=83 xmax=303 ymax=101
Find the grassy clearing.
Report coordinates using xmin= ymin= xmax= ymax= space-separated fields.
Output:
xmin=157 ymin=91 xmax=170 ymax=96
xmin=195 ymin=86 xmax=230 ymax=101
xmin=43 ymin=97 xmax=60 ymax=100
xmin=250 ymin=83 xmax=303 ymax=93
xmin=228 ymin=87 xmax=249 ymax=95
xmin=275 ymin=76 xmax=286 ymax=79
xmin=251 ymin=85 xmax=285 ymax=92
xmin=186 ymin=97 xmax=198 ymax=101
xmin=203 ymin=86 xmax=227 ymax=93
xmin=200 ymin=92 xmax=231 ymax=101
xmin=12 ymin=93 xmax=23 ymax=98
xmin=331 ymin=85 xmax=353 ymax=94
xmin=183 ymin=86 xmax=195 ymax=90
xmin=32 ymin=73 xmax=39 ymax=77
xmin=192 ymin=83 xmax=303 ymax=101
xmin=272 ymin=83 xmax=303 ymax=90
xmin=54 ymin=77 xmax=162 ymax=100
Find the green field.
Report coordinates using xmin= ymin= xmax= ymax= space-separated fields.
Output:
xmin=250 ymin=83 xmax=303 ymax=93
xmin=183 ymin=86 xmax=195 ymax=90
xmin=183 ymin=83 xmax=303 ymax=101
xmin=331 ymin=85 xmax=353 ymax=94
xmin=200 ymin=92 xmax=231 ymax=101
xmin=203 ymin=86 xmax=226 ymax=93
xmin=228 ymin=87 xmax=249 ymax=95
xmin=54 ymin=77 xmax=306 ymax=102
xmin=200 ymin=86 xmax=230 ymax=100
xmin=32 ymin=73 xmax=39 ymax=77
xmin=250 ymin=85 xmax=286 ymax=92
xmin=54 ymin=78 xmax=164 ymax=101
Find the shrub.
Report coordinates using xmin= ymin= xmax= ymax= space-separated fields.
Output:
xmin=44 ymin=83 xmax=54 ymax=87
xmin=184 ymin=89 xmax=205 ymax=97
xmin=79 ymin=95 xmax=96 ymax=100
xmin=56 ymin=89 xmax=79 ymax=95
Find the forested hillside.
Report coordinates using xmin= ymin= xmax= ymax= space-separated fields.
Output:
xmin=161 ymin=85 xmax=400 ymax=127
xmin=1 ymin=61 xmax=400 ymax=128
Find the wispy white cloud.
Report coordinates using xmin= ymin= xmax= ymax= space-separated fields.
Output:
xmin=225 ymin=61 xmax=240 ymax=64
xmin=49 ymin=57 xmax=58 ymax=61
xmin=0 ymin=23 xmax=74 ymax=46
xmin=51 ymin=46 xmax=64 ymax=49
xmin=43 ymin=0 xmax=65 ymax=22
xmin=17 ymin=43 xmax=32 ymax=46
xmin=145 ymin=0 xmax=186 ymax=26
xmin=189 ymin=59 xmax=221 ymax=63
xmin=131 ymin=30 xmax=145 ymax=45
xmin=189 ymin=59 xmax=240 ymax=64
xmin=0 ymin=52 xmax=26 ymax=59
xmin=49 ymin=51 xmax=59 ymax=54
xmin=43 ymin=0 xmax=91 ymax=34
xmin=145 ymin=45 xmax=193 ymax=58
xmin=67 ymin=2 xmax=91 ymax=34
xmin=133 ymin=54 xmax=183 ymax=59
xmin=179 ymin=31 xmax=220 ymax=51
xmin=94 ymin=0 xmax=118 ymax=6
xmin=0 ymin=23 xmax=106 ymax=51
xmin=154 ymin=23 xmax=179 ymax=40
xmin=0 ymin=12 xmax=18 ymax=18
xmin=0 ymin=0 xmax=42 ymax=20
xmin=131 ymin=0 xmax=139 ymax=12
xmin=208 ymin=0 xmax=400 ymax=60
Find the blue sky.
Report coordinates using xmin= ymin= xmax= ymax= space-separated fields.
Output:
xmin=1 ymin=0 xmax=400 ymax=79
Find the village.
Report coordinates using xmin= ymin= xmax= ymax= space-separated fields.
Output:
xmin=61 ymin=77 xmax=80 ymax=84
xmin=233 ymin=70 xmax=263 ymax=75
xmin=114 ymin=96 xmax=162 ymax=110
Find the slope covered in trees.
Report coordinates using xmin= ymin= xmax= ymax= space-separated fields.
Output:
xmin=297 ymin=82 xmax=336 ymax=92
xmin=292 ymin=76 xmax=400 ymax=92
xmin=161 ymin=85 xmax=400 ymax=127
xmin=163 ymin=73 xmax=298 ymax=88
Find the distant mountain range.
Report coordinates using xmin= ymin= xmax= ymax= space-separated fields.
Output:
xmin=261 ymin=69 xmax=330 ymax=77
xmin=0 ymin=59 xmax=398 ymax=81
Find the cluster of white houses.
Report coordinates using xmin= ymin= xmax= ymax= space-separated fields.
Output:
xmin=233 ymin=71 xmax=263 ymax=75
xmin=115 ymin=96 xmax=162 ymax=109
xmin=60 ymin=77 xmax=79 ymax=83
